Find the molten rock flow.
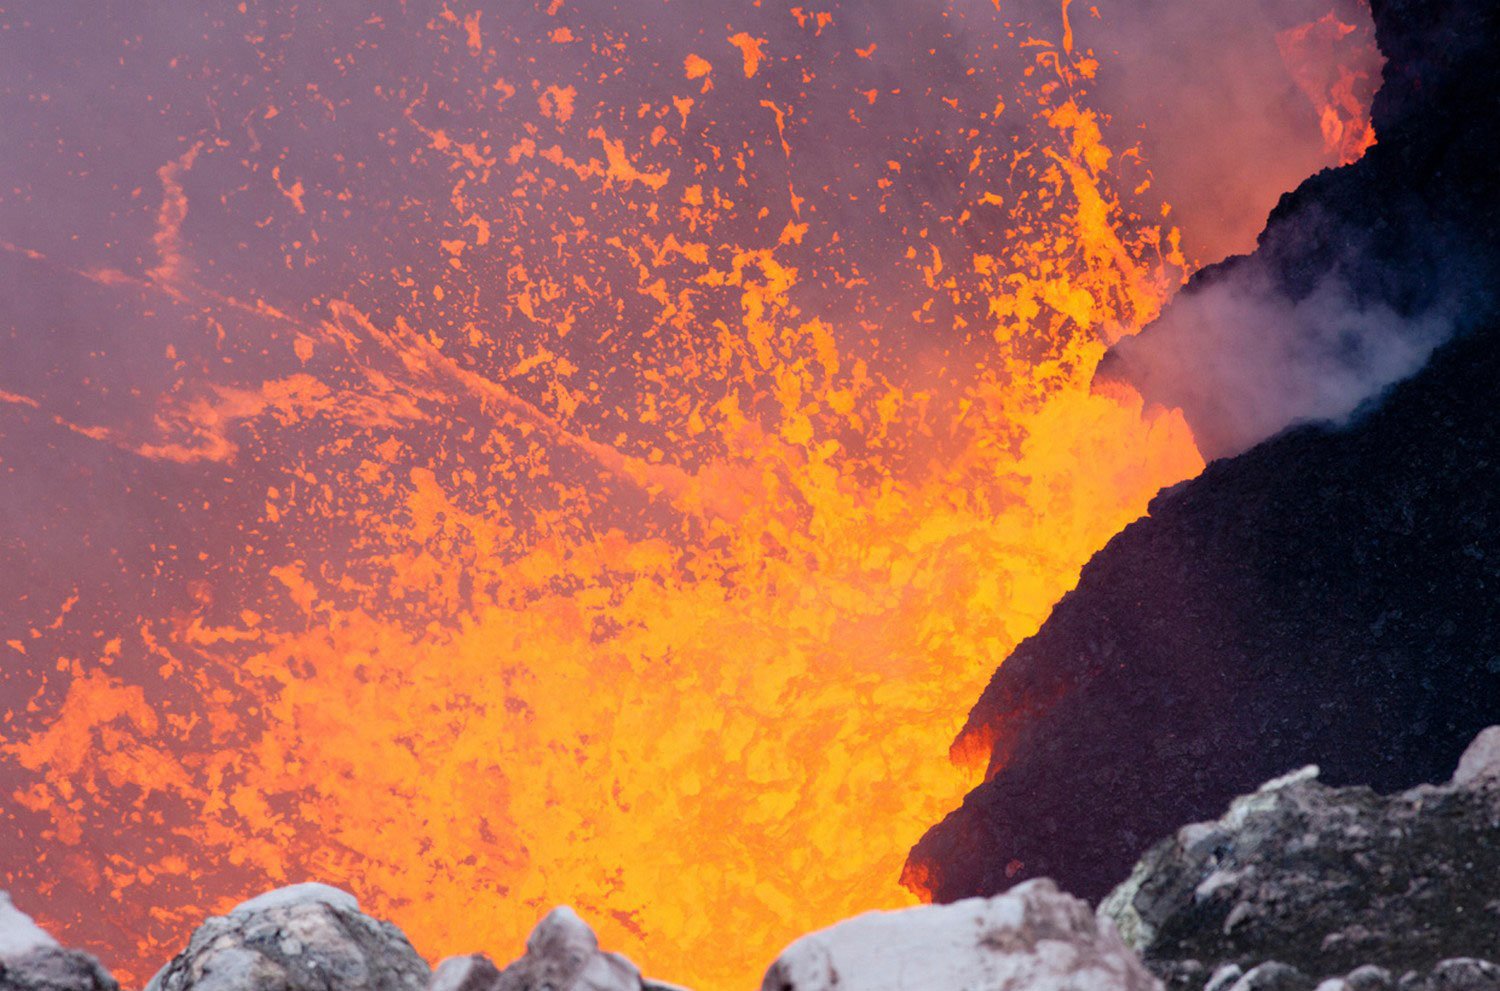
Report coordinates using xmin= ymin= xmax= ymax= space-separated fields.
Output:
xmin=0 ymin=1 xmax=1213 ymax=983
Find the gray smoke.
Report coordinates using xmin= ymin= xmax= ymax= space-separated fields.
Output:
xmin=1104 ymin=261 xmax=1454 ymax=460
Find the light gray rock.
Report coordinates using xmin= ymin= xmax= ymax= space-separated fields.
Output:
xmin=230 ymin=884 xmax=361 ymax=918
xmin=1100 ymin=727 xmax=1500 ymax=991
xmin=0 ymin=893 xmax=117 ymax=991
xmin=428 ymin=956 xmax=504 ymax=991
xmin=426 ymin=908 xmax=646 ymax=991
xmin=494 ymin=908 xmax=640 ymax=991
xmin=1343 ymin=966 xmax=1394 ymax=991
xmin=1451 ymin=727 xmax=1500 ymax=788
xmin=146 ymin=884 xmax=428 ymax=991
xmin=1227 ymin=963 xmax=1310 ymax=991
xmin=760 ymin=877 xmax=1162 ymax=991
xmin=0 ymin=896 xmax=58 ymax=960
xmin=1204 ymin=965 xmax=1245 ymax=991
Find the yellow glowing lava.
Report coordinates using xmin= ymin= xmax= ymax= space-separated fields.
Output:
xmin=0 ymin=6 xmax=1224 ymax=989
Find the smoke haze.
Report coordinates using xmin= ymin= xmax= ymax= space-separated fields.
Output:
xmin=1102 ymin=261 xmax=1453 ymax=459
xmin=1063 ymin=0 xmax=1381 ymax=263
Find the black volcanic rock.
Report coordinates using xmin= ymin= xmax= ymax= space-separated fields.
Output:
xmin=905 ymin=0 xmax=1500 ymax=908
xmin=1100 ymin=728 xmax=1500 ymax=990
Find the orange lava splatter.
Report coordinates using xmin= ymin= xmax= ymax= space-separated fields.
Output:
xmin=0 ymin=4 xmax=1250 ymax=990
xmin=728 ymin=32 xmax=769 ymax=78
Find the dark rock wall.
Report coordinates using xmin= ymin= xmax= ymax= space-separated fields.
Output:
xmin=906 ymin=0 xmax=1500 ymax=905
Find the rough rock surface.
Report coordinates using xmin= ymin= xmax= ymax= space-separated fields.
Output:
xmin=1451 ymin=726 xmax=1500 ymax=788
xmin=0 ymin=893 xmax=118 ymax=991
xmin=145 ymin=884 xmax=428 ymax=991
xmin=428 ymin=956 xmax=506 ymax=991
xmin=760 ymin=878 xmax=1162 ymax=991
xmin=906 ymin=0 xmax=1500 ymax=909
xmin=491 ymin=908 xmax=640 ymax=991
xmin=1099 ymin=729 xmax=1500 ymax=991
xmin=429 ymin=907 xmax=644 ymax=991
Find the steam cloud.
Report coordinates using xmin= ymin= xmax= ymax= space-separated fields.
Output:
xmin=1102 ymin=262 xmax=1455 ymax=460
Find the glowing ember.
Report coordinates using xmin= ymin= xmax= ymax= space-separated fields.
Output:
xmin=0 ymin=2 xmax=1372 ymax=989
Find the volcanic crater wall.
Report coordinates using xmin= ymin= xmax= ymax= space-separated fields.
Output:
xmin=906 ymin=0 xmax=1500 ymax=905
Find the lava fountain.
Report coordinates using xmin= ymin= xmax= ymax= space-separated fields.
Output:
xmin=0 ymin=1 xmax=1375 ymax=988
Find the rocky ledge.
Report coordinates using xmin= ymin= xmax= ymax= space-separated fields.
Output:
xmin=5 ymin=728 xmax=1500 ymax=991
xmin=1100 ymin=726 xmax=1500 ymax=991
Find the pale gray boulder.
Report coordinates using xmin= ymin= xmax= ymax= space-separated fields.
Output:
xmin=428 ymin=956 xmax=504 ymax=991
xmin=1451 ymin=726 xmax=1500 ymax=788
xmin=759 ymin=877 xmax=1162 ymax=991
xmin=494 ymin=907 xmax=640 ymax=991
xmin=427 ymin=907 xmax=642 ymax=991
xmin=1225 ymin=963 xmax=1309 ymax=991
xmin=146 ymin=884 xmax=428 ymax=991
xmin=0 ymin=893 xmax=117 ymax=991
xmin=0 ymin=895 xmax=58 ymax=961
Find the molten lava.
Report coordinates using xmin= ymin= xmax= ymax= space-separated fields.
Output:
xmin=0 ymin=2 xmax=1375 ymax=989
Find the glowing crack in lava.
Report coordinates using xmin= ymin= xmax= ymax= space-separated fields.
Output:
xmin=0 ymin=2 xmax=1374 ymax=989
